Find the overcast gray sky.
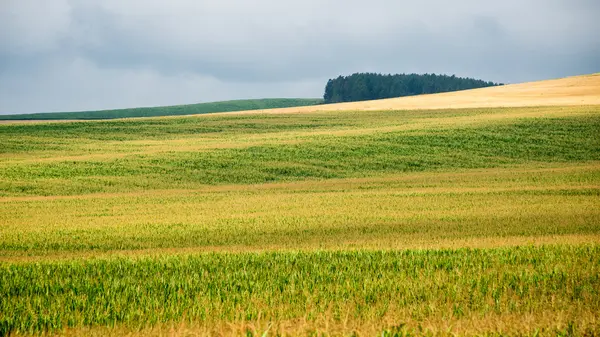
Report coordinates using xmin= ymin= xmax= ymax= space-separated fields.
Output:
xmin=1 ymin=0 xmax=599 ymax=114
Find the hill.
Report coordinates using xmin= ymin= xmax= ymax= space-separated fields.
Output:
xmin=4 ymin=74 xmax=597 ymax=122
xmin=217 ymin=73 xmax=600 ymax=116
xmin=0 ymin=98 xmax=323 ymax=121
xmin=1 ymin=73 xmax=599 ymax=336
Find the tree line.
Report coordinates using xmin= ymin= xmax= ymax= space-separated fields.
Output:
xmin=323 ymin=73 xmax=502 ymax=103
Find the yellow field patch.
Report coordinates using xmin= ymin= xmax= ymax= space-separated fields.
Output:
xmin=2 ymin=164 xmax=598 ymax=262
xmin=210 ymin=73 xmax=600 ymax=116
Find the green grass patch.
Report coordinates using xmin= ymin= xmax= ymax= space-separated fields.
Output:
xmin=0 ymin=98 xmax=323 ymax=120
xmin=1 ymin=114 xmax=598 ymax=195
xmin=1 ymin=246 xmax=598 ymax=336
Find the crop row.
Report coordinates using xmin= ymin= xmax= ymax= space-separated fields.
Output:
xmin=1 ymin=245 xmax=599 ymax=335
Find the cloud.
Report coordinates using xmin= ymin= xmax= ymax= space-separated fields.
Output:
xmin=0 ymin=0 xmax=71 ymax=54
xmin=0 ymin=0 xmax=599 ymax=114
xmin=0 ymin=57 xmax=325 ymax=113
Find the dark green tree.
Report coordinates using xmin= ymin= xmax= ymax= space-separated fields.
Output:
xmin=323 ymin=73 xmax=502 ymax=104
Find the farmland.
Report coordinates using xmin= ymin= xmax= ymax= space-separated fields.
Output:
xmin=1 ymin=75 xmax=600 ymax=336
xmin=0 ymin=98 xmax=323 ymax=121
xmin=2 ymin=247 xmax=599 ymax=336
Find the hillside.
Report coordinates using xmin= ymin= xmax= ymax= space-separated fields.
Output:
xmin=217 ymin=73 xmax=600 ymax=116
xmin=0 ymin=98 xmax=323 ymax=120
xmin=3 ymin=74 xmax=597 ymax=123
xmin=1 ymin=74 xmax=599 ymax=336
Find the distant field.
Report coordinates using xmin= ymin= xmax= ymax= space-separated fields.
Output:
xmin=0 ymin=98 xmax=323 ymax=120
xmin=212 ymin=73 xmax=600 ymax=115
xmin=1 ymin=76 xmax=600 ymax=336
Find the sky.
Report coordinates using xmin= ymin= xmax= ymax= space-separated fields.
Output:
xmin=0 ymin=0 xmax=599 ymax=114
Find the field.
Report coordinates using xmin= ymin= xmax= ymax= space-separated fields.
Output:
xmin=212 ymin=73 xmax=600 ymax=115
xmin=0 ymin=98 xmax=323 ymax=120
xmin=3 ymin=247 xmax=599 ymax=336
xmin=1 ymin=75 xmax=599 ymax=336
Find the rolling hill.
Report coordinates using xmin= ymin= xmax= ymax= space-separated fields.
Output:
xmin=215 ymin=73 xmax=600 ymax=116
xmin=1 ymin=73 xmax=599 ymax=336
xmin=2 ymin=74 xmax=597 ymax=122
xmin=0 ymin=98 xmax=323 ymax=121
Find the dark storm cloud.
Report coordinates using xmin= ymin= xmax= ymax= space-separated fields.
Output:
xmin=0 ymin=0 xmax=599 ymax=113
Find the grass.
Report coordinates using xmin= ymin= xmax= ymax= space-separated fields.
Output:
xmin=2 ymin=246 xmax=599 ymax=336
xmin=0 ymin=98 xmax=323 ymax=120
xmin=1 ymin=106 xmax=598 ymax=196
xmin=1 ymin=165 xmax=599 ymax=256
xmin=0 ymin=104 xmax=599 ymax=335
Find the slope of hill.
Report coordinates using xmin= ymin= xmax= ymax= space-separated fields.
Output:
xmin=219 ymin=73 xmax=600 ymax=116
xmin=0 ymin=98 xmax=323 ymax=120
xmin=1 ymin=73 xmax=599 ymax=336
xmin=2 ymin=103 xmax=599 ymax=335
xmin=3 ymin=74 xmax=597 ymax=123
